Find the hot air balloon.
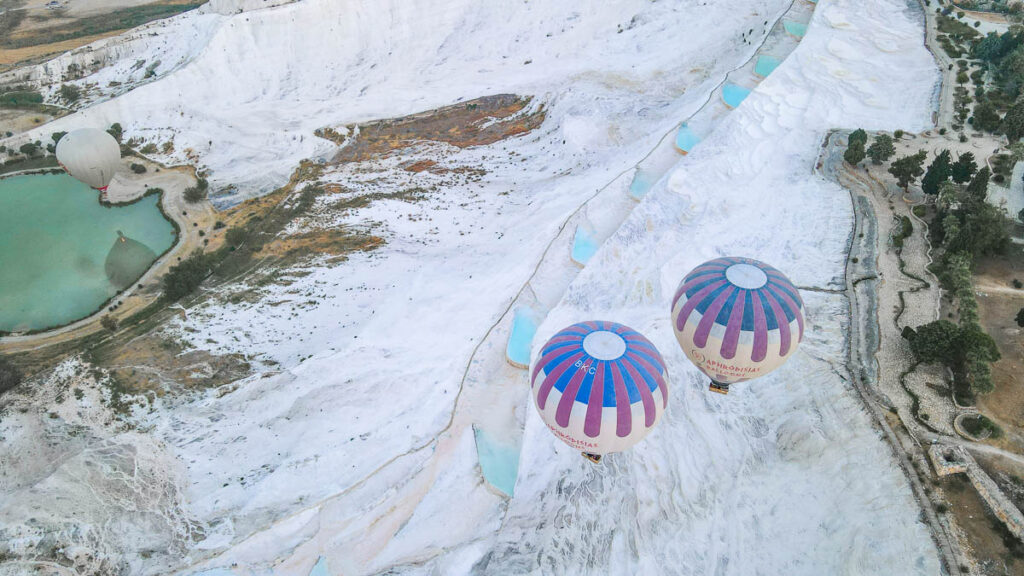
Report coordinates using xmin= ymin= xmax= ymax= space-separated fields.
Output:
xmin=531 ymin=321 xmax=668 ymax=463
xmin=55 ymin=128 xmax=122 ymax=191
xmin=671 ymin=256 xmax=804 ymax=395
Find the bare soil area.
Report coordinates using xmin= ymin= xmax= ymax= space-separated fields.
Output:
xmin=318 ymin=93 xmax=546 ymax=163
xmin=974 ymin=250 xmax=1024 ymax=445
xmin=941 ymin=473 xmax=1024 ymax=575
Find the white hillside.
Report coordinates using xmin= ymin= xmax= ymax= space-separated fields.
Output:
xmin=22 ymin=0 xmax=783 ymax=202
xmin=0 ymin=0 xmax=944 ymax=574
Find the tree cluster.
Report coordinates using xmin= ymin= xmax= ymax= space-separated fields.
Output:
xmin=162 ymin=250 xmax=214 ymax=301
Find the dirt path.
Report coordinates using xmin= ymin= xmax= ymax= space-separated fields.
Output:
xmin=821 ymin=131 xmax=966 ymax=575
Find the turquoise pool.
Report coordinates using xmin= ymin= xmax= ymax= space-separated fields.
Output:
xmin=571 ymin=225 xmax=599 ymax=266
xmin=0 ymin=173 xmax=176 ymax=332
xmin=754 ymin=55 xmax=781 ymax=77
xmin=674 ymin=124 xmax=700 ymax=154
xmin=784 ymin=20 xmax=808 ymax=38
xmin=474 ymin=426 xmax=520 ymax=497
xmin=506 ymin=307 xmax=539 ymax=368
xmin=629 ymin=169 xmax=656 ymax=201
xmin=722 ymin=84 xmax=752 ymax=108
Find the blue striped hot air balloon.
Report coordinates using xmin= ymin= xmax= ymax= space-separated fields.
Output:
xmin=531 ymin=321 xmax=668 ymax=462
xmin=671 ymin=257 xmax=804 ymax=394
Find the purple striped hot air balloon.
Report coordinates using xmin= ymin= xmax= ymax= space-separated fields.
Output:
xmin=531 ymin=321 xmax=669 ymax=462
xmin=671 ymin=257 xmax=804 ymax=395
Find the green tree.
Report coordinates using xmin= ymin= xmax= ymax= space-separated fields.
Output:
xmin=18 ymin=142 xmax=39 ymax=157
xmin=972 ymin=99 xmax=1002 ymax=132
xmin=974 ymin=31 xmax=1004 ymax=61
xmin=866 ymin=133 xmax=895 ymax=164
xmin=998 ymin=45 xmax=1024 ymax=97
xmin=1001 ymin=98 xmax=1024 ymax=141
xmin=909 ymin=320 xmax=961 ymax=364
xmin=1016 ymin=308 xmax=1024 ymax=327
xmin=50 ymin=131 xmax=67 ymax=144
xmin=958 ymin=323 xmax=1001 ymax=364
xmin=888 ymin=150 xmax=928 ymax=192
xmin=951 ymin=152 xmax=977 ymax=183
xmin=162 ymin=250 xmax=213 ymax=301
xmin=844 ymin=140 xmax=866 ymax=165
xmin=966 ymin=166 xmax=990 ymax=200
xmin=921 ymin=149 xmax=952 ymax=196
xmin=848 ymin=128 xmax=868 ymax=147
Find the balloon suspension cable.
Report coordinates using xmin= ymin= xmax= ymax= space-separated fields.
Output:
xmin=582 ymin=452 xmax=603 ymax=464
xmin=708 ymin=380 xmax=730 ymax=395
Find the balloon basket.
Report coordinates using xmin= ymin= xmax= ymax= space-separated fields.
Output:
xmin=582 ymin=452 xmax=603 ymax=464
xmin=708 ymin=381 xmax=730 ymax=395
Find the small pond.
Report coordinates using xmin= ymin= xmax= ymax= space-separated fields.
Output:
xmin=0 ymin=173 xmax=176 ymax=332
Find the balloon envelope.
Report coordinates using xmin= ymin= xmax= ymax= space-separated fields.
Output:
xmin=531 ymin=321 xmax=668 ymax=455
xmin=56 ymin=128 xmax=121 ymax=191
xmin=671 ymin=256 xmax=804 ymax=387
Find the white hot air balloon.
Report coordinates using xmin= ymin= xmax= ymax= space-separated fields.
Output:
xmin=55 ymin=128 xmax=122 ymax=191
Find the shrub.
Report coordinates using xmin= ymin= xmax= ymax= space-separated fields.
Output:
xmin=939 ymin=127 xmax=947 ymax=135
xmin=1014 ymin=279 xmax=1023 ymax=289
xmin=0 ymin=90 xmax=43 ymax=107
xmin=894 ymin=129 xmax=905 ymax=139
xmin=893 ymin=215 xmax=914 ymax=248
xmin=1016 ymin=307 xmax=1024 ymax=327
xmin=183 ymin=177 xmax=209 ymax=203
xmin=107 ymin=122 xmax=123 ymax=143
xmin=844 ymin=140 xmax=866 ymax=165
xmin=130 ymin=163 xmax=146 ymax=174
xmin=140 ymin=143 xmax=158 ymax=154
xmin=184 ymin=185 xmax=206 ymax=203
xmin=59 ymin=84 xmax=81 ymax=103
xmin=224 ymin=227 xmax=247 ymax=249
xmin=913 ymin=205 xmax=927 ymax=217
xmin=0 ymin=356 xmax=22 ymax=395
xmin=101 ymin=315 xmax=118 ymax=332
xmin=961 ymin=414 xmax=1002 ymax=438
